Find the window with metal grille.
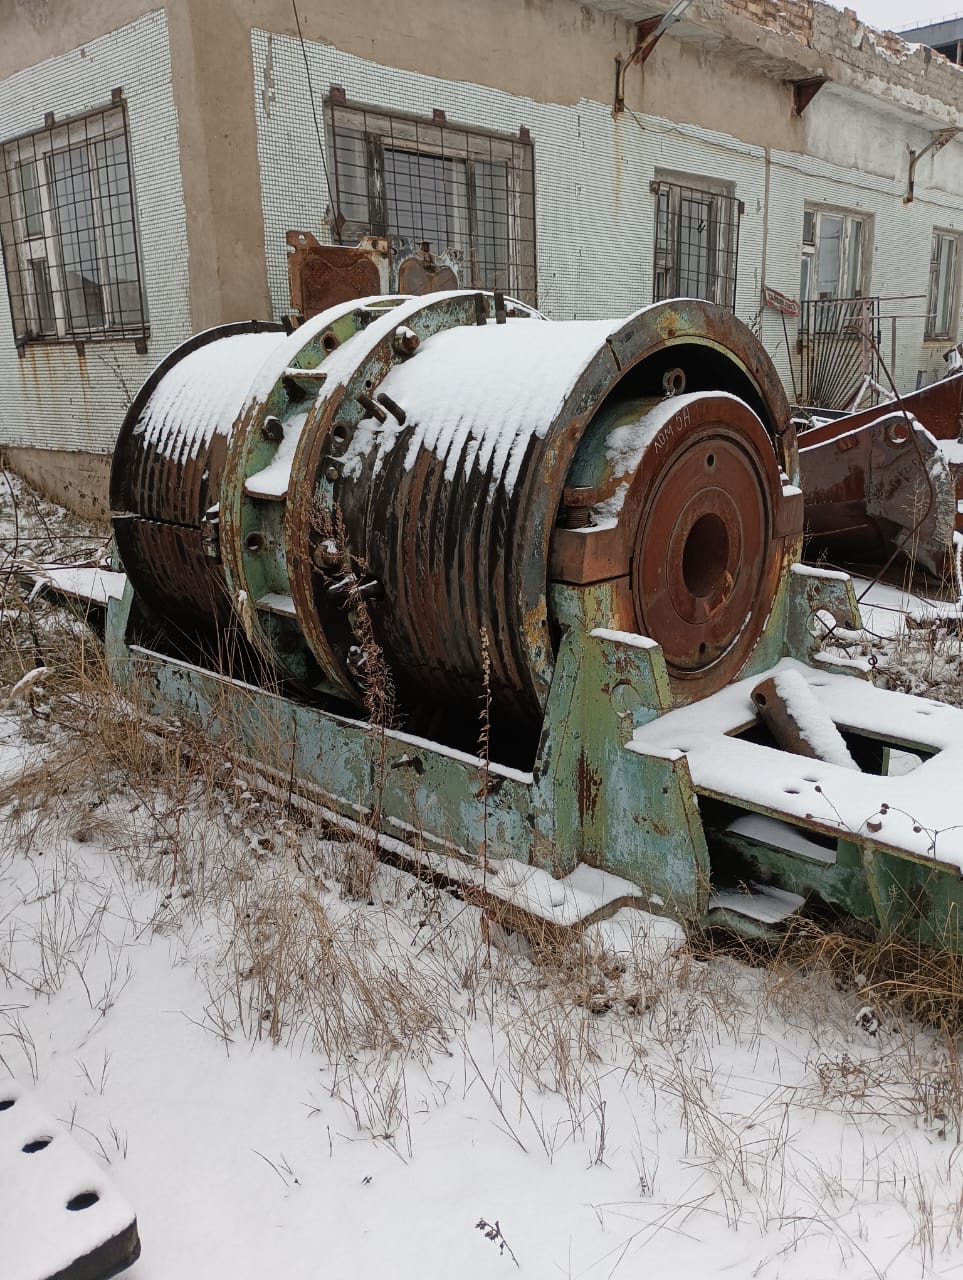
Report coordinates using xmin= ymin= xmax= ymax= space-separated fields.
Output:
xmin=926 ymin=230 xmax=960 ymax=341
xmin=0 ymin=99 xmax=149 ymax=350
xmin=651 ymin=178 xmax=741 ymax=311
xmin=327 ymin=95 xmax=536 ymax=305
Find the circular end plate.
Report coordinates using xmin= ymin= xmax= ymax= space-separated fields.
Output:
xmin=629 ymin=394 xmax=784 ymax=697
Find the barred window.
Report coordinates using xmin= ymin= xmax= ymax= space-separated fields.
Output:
xmin=328 ymin=95 xmax=537 ymax=305
xmin=0 ymin=100 xmax=149 ymax=349
xmin=651 ymin=178 xmax=741 ymax=311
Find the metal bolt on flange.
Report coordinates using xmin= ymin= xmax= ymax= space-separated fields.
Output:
xmin=559 ymin=486 xmax=596 ymax=529
xmin=393 ymin=327 xmax=420 ymax=356
xmin=313 ymin=538 xmax=344 ymax=571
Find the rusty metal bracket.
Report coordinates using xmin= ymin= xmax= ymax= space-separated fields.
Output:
xmin=613 ymin=2 xmax=695 ymax=114
xmin=790 ymin=77 xmax=828 ymax=116
xmin=904 ymin=128 xmax=961 ymax=204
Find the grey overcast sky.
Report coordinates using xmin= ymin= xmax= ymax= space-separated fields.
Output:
xmin=832 ymin=1 xmax=961 ymax=33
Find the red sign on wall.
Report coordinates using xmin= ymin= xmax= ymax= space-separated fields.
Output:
xmin=762 ymin=286 xmax=800 ymax=316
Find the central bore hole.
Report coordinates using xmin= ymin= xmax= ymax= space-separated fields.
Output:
xmin=682 ymin=512 xmax=730 ymax=599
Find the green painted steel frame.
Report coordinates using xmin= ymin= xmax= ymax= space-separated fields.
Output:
xmin=106 ymin=552 xmax=963 ymax=944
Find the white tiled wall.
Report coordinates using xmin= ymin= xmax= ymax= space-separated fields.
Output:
xmin=251 ymin=28 xmax=963 ymax=401
xmin=0 ymin=10 xmax=190 ymax=454
xmin=2 ymin=13 xmax=959 ymax=463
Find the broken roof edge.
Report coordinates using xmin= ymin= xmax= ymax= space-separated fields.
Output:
xmin=585 ymin=0 xmax=963 ymax=130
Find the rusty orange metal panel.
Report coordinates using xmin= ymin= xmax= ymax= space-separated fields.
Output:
xmin=286 ymin=232 xmax=388 ymax=318
xmin=799 ymin=372 xmax=963 ymax=570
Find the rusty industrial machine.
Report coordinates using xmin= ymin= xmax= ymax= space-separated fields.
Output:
xmin=799 ymin=371 xmax=963 ymax=576
xmin=107 ymin=291 xmax=963 ymax=949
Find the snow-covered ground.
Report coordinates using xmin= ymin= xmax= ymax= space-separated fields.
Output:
xmin=5 ymin=472 xmax=963 ymax=1279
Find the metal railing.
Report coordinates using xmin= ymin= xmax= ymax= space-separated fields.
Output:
xmin=795 ymin=295 xmax=880 ymax=410
xmin=792 ymin=295 xmax=932 ymax=410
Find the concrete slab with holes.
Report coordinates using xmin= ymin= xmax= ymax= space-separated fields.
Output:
xmin=0 ymin=1080 xmax=140 ymax=1280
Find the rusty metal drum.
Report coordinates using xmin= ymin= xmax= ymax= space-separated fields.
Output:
xmin=110 ymin=292 xmax=800 ymax=755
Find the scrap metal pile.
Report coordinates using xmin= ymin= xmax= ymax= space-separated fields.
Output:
xmin=799 ymin=371 xmax=963 ymax=577
xmin=107 ymin=292 xmax=963 ymax=950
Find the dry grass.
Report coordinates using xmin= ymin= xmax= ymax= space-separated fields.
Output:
xmin=10 ymin=472 xmax=963 ymax=1268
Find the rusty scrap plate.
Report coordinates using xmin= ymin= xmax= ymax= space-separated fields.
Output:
xmin=286 ymin=232 xmax=388 ymax=319
xmin=799 ymin=374 xmax=963 ymax=571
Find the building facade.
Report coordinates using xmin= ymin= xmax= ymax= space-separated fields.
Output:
xmin=2 ymin=0 xmax=963 ymax=514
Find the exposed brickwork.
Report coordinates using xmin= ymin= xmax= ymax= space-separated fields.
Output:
xmin=722 ymin=0 xmax=954 ymax=69
xmin=871 ymin=26 xmax=911 ymax=61
xmin=719 ymin=0 xmax=963 ymax=125
xmin=811 ymin=3 xmax=963 ymax=124
xmin=724 ymin=0 xmax=813 ymax=46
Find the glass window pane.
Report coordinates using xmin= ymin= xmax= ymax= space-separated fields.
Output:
xmin=473 ymin=159 xmax=510 ymax=289
xmin=937 ymin=235 xmax=956 ymax=335
xmin=815 ymin=214 xmax=843 ymax=298
xmin=383 ymin=148 xmax=470 ymax=259
xmin=845 ymin=219 xmax=863 ymax=296
xmin=332 ymin=127 xmax=370 ymax=224
xmin=1 ymin=107 xmax=147 ymax=344
xmin=678 ymin=194 xmax=713 ymax=299
xmin=48 ymin=145 xmax=104 ymax=331
xmin=19 ymin=160 xmax=44 ymax=238
xmin=93 ymin=135 xmax=144 ymax=327
xmin=653 ymin=188 xmax=675 ymax=302
xmin=29 ymin=258 xmax=56 ymax=333
xmin=927 ymin=256 xmax=939 ymax=334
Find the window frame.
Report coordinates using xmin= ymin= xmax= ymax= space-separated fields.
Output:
xmin=925 ymin=229 xmax=961 ymax=342
xmin=650 ymin=171 xmax=742 ymax=312
xmin=326 ymin=94 xmax=537 ymax=306
xmin=0 ymin=98 xmax=149 ymax=352
xmin=800 ymin=204 xmax=870 ymax=307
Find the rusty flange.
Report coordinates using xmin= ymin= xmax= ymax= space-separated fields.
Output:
xmin=110 ymin=320 xmax=287 ymax=642
xmin=631 ymin=396 xmax=785 ymax=689
xmin=218 ymin=296 xmax=409 ymax=694
xmin=554 ymin=391 xmax=800 ymax=699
